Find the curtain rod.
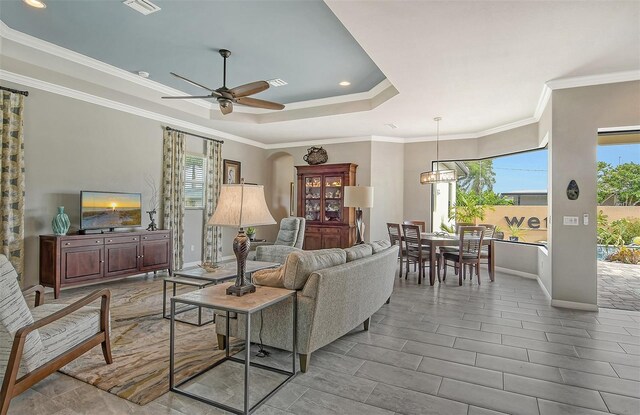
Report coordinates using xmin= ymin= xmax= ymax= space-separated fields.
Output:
xmin=0 ymin=86 xmax=29 ymax=96
xmin=165 ymin=126 xmax=224 ymax=144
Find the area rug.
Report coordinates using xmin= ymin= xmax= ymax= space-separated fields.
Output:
xmin=53 ymin=275 xmax=240 ymax=405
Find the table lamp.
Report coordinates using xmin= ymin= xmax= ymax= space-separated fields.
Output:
xmin=343 ymin=186 xmax=374 ymax=245
xmin=208 ymin=182 xmax=276 ymax=296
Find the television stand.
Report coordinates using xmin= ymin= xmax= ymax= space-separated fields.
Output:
xmin=39 ymin=230 xmax=173 ymax=298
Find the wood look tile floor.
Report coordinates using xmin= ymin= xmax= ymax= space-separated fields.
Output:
xmin=7 ymin=266 xmax=640 ymax=415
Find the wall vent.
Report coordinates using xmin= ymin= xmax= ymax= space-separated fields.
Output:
xmin=123 ymin=0 xmax=161 ymax=15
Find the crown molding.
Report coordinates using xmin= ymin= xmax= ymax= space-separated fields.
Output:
xmin=0 ymin=70 xmax=267 ymax=148
xmin=0 ymin=20 xmax=394 ymax=118
xmin=264 ymin=136 xmax=373 ymax=150
xmin=546 ymin=70 xmax=640 ymax=90
xmin=0 ymin=20 xmax=213 ymax=112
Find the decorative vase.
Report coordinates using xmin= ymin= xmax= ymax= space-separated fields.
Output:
xmin=52 ymin=206 xmax=70 ymax=235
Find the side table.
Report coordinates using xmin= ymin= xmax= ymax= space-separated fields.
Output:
xmin=169 ymin=282 xmax=297 ymax=415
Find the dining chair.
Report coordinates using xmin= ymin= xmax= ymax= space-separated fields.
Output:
xmin=387 ymin=223 xmax=406 ymax=278
xmin=439 ymin=226 xmax=485 ymax=285
xmin=478 ymin=224 xmax=496 ymax=269
xmin=402 ymin=224 xmax=435 ymax=284
xmin=403 ymin=220 xmax=426 ymax=233
xmin=454 ymin=222 xmax=474 ymax=234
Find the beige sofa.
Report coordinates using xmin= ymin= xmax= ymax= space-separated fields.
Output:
xmin=216 ymin=241 xmax=398 ymax=372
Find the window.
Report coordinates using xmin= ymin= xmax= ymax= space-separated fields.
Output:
xmin=184 ymin=154 xmax=206 ymax=208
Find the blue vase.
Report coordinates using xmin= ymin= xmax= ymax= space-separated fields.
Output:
xmin=52 ymin=206 xmax=70 ymax=235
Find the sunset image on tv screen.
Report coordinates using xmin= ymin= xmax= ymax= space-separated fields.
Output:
xmin=81 ymin=192 xmax=141 ymax=229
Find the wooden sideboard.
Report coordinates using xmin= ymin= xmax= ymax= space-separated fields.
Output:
xmin=40 ymin=230 xmax=172 ymax=298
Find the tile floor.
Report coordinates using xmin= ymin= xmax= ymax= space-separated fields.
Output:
xmin=7 ymin=266 xmax=640 ymax=415
xmin=598 ymin=261 xmax=640 ymax=311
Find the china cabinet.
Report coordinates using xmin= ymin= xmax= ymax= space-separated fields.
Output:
xmin=296 ymin=163 xmax=357 ymax=249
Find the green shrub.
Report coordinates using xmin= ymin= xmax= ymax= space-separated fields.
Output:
xmin=607 ymin=246 xmax=640 ymax=264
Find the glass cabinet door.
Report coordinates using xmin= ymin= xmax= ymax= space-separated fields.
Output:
xmin=324 ymin=176 xmax=343 ymax=223
xmin=304 ymin=176 xmax=322 ymax=222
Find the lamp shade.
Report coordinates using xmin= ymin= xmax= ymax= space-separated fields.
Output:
xmin=343 ymin=186 xmax=374 ymax=208
xmin=208 ymin=184 xmax=276 ymax=228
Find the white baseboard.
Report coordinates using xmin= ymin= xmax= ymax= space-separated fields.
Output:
xmin=551 ymin=299 xmax=599 ymax=311
xmin=536 ymin=278 xmax=552 ymax=300
xmin=494 ymin=266 xmax=538 ymax=280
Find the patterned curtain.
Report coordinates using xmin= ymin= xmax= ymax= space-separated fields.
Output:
xmin=162 ymin=129 xmax=186 ymax=270
xmin=202 ymin=140 xmax=223 ymax=263
xmin=0 ymin=91 xmax=25 ymax=281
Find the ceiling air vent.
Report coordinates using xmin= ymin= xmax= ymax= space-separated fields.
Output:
xmin=267 ymin=79 xmax=288 ymax=87
xmin=123 ymin=0 xmax=161 ymax=15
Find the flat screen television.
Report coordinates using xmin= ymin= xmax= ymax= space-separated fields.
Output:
xmin=80 ymin=191 xmax=142 ymax=231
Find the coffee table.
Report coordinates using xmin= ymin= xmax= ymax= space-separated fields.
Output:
xmin=163 ymin=260 xmax=279 ymax=325
xmin=169 ymin=282 xmax=297 ymax=415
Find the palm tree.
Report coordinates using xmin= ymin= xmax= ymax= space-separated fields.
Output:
xmin=459 ymin=160 xmax=496 ymax=193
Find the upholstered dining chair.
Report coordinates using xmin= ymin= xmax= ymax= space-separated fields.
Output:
xmin=0 ymin=255 xmax=112 ymax=415
xmin=403 ymin=220 xmax=426 ymax=233
xmin=249 ymin=217 xmax=306 ymax=263
xmin=386 ymin=223 xmax=406 ymax=278
xmin=402 ymin=224 xmax=435 ymax=284
xmin=439 ymin=226 xmax=485 ymax=285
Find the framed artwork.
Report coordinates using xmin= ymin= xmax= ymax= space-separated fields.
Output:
xmin=223 ymin=159 xmax=241 ymax=184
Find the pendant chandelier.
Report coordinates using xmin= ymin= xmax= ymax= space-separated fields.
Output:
xmin=420 ymin=117 xmax=457 ymax=184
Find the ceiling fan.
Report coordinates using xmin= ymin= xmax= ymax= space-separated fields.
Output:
xmin=162 ymin=49 xmax=285 ymax=115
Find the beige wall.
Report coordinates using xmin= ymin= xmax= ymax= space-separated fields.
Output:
xmin=550 ymin=81 xmax=640 ymax=307
xmin=6 ymin=80 xmax=268 ymax=287
xmin=266 ymin=141 xmax=373 ymax=240
xmin=370 ymin=141 xmax=404 ymax=241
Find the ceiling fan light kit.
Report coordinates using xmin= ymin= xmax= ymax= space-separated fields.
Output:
xmin=162 ymin=49 xmax=285 ymax=115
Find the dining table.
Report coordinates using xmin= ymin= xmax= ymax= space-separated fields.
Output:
xmin=416 ymin=232 xmax=496 ymax=286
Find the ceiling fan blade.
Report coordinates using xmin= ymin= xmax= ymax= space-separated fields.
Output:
xmin=162 ymin=95 xmax=215 ymax=99
xmin=229 ymin=81 xmax=269 ymax=98
xmin=235 ymin=97 xmax=285 ymax=110
xmin=170 ymin=72 xmax=218 ymax=93
xmin=220 ymin=101 xmax=233 ymax=115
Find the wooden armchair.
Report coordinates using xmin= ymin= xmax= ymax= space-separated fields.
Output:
xmin=0 ymin=255 xmax=112 ymax=415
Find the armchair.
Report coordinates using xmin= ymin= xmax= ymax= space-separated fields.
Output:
xmin=0 ymin=255 xmax=112 ymax=415
xmin=248 ymin=217 xmax=306 ymax=263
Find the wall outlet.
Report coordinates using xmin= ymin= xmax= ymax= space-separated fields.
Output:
xmin=563 ymin=216 xmax=579 ymax=226
xmin=190 ymin=245 xmax=195 ymax=252
xmin=583 ymin=213 xmax=589 ymax=225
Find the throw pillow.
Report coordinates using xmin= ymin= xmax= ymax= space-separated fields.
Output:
xmin=252 ymin=265 xmax=286 ymax=288
xmin=344 ymin=244 xmax=373 ymax=262
xmin=282 ymin=248 xmax=347 ymax=290
xmin=367 ymin=240 xmax=392 ymax=254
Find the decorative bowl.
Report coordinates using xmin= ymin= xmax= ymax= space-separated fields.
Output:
xmin=199 ymin=262 xmax=220 ymax=272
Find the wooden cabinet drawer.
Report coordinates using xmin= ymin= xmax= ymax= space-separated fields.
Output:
xmin=141 ymin=232 xmax=171 ymax=241
xmin=320 ymin=227 xmax=340 ymax=234
xmin=305 ymin=226 xmax=321 ymax=234
xmin=105 ymin=235 xmax=140 ymax=244
xmin=61 ymin=238 xmax=104 ymax=248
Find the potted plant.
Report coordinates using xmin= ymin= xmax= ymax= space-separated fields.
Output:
xmin=246 ymin=227 xmax=256 ymax=241
xmin=507 ymin=224 xmax=526 ymax=242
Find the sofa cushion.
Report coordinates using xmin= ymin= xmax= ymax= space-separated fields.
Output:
xmin=283 ymin=249 xmax=347 ymax=290
xmin=252 ymin=265 xmax=286 ymax=288
xmin=344 ymin=244 xmax=373 ymax=262
xmin=367 ymin=240 xmax=392 ymax=254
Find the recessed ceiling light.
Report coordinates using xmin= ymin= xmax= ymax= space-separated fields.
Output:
xmin=339 ymin=81 xmax=351 ymax=86
xmin=23 ymin=0 xmax=46 ymax=8
xmin=268 ymin=79 xmax=288 ymax=87
xmin=137 ymin=71 xmax=150 ymax=78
